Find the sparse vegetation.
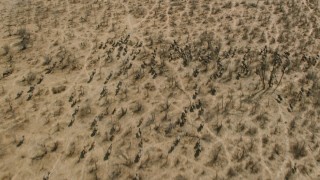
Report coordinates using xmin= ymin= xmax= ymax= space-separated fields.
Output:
xmin=16 ymin=28 xmax=30 ymax=51
xmin=1 ymin=0 xmax=320 ymax=179
xmin=1 ymin=45 xmax=9 ymax=56
xmin=290 ymin=141 xmax=308 ymax=159
xmin=52 ymin=85 xmax=66 ymax=94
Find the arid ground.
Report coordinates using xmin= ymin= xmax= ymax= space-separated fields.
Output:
xmin=0 ymin=0 xmax=320 ymax=179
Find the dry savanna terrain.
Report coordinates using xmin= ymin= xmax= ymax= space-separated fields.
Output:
xmin=0 ymin=0 xmax=320 ymax=179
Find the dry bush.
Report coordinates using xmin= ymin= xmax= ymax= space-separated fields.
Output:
xmin=233 ymin=145 xmax=249 ymax=162
xmin=206 ymin=144 xmax=228 ymax=168
xmin=310 ymin=80 xmax=320 ymax=106
xmin=227 ymin=167 xmax=237 ymax=178
xmin=23 ymin=72 xmax=36 ymax=85
xmin=245 ymin=158 xmax=261 ymax=174
xmin=129 ymin=5 xmax=146 ymax=19
xmin=130 ymin=101 xmax=143 ymax=114
xmin=246 ymin=127 xmax=258 ymax=136
xmin=2 ymin=67 xmax=13 ymax=78
xmin=222 ymin=2 xmax=232 ymax=9
xmin=55 ymin=47 xmax=80 ymax=71
xmin=255 ymin=113 xmax=269 ymax=129
xmin=175 ymin=174 xmax=188 ymax=180
xmin=290 ymin=141 xmax=307 ymax=159
xmin=1 ymin=45 xmax=9 ymax=56
xmin=314 ymin=28 xmax=320 ymax=39
xmin=16 ymin=28 xmax=31 ymax=51
xmin=66 ymin=142 xmax=76 ymax=157
xmin=284 ymin=163 xmax=298 ymax=180
xmin=117 ymin=107 xmax=127 ymax=119
xmin=31 ymin=144 xmax=47 ymax=161
xmin=52 ymin=85 xmax=66 ymax=94
xmin=48 ymin=141 xmax=59 ymax=152
xmin=42 ymin=55 xmax=52 ymax=66
xmin=78 ymin=105 xmax=92 ymax=118
xmin=53 ymin=106 xmax=63 ymax=117
xmin=305 ymin=71 xmax=317 ymax=82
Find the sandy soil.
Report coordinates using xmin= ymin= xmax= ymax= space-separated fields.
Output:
xmin=0 ymin=0 xmax=320 ymax=179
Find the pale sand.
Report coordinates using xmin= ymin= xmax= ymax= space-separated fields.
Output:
xmin=0 ymin=0 xmax=320 ymax=179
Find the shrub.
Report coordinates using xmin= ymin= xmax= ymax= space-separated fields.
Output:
xmin=17 ymin=28 xmax=30 ymax=51
xmin=290 ymin=141 xmax=307 ymax=159
xmin=1 ymin=45 xmax=9 ymax=56
xmin=52 ymin=85 xmax=66 ymax=94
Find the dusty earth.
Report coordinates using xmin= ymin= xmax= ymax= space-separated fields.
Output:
xmin=0 ymin=0 xmax=320 ymax=179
